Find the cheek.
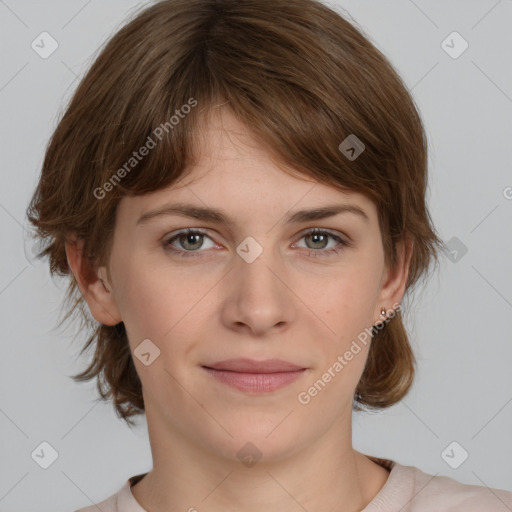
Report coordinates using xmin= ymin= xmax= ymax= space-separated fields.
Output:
xmin=308 ymin=283 xmax=375 ymax=401
xmin=110 ymin=257 xmax=174 ymax=341
xmin=310 ymin=269 xmax=379 ymax=336
xmin=112 ymin=256 xmax=217 ymax=349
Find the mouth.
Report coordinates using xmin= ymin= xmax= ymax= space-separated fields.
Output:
xmin=201 ymin=358 xmax=307 ymax=393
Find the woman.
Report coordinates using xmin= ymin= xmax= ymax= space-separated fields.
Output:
xmin=26 ymin=0 xmax=512 ymax=510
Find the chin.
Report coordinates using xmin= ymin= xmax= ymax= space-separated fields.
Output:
xmin=199 ymin=419 xmax=309 ymax=466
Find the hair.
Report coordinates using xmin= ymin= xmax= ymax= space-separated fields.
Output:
xmin=26 ymin=0 xmax=444 ymax=427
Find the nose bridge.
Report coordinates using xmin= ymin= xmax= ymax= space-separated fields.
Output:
xmin=236 ymin=237 xmax=282 ymax=301
xmin=225 ymin=235 xmax=293 ymax=333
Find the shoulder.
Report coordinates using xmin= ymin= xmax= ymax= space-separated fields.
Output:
xmin=407 ymin=464 xmax=512 ymax=511
xmin=72 ymin=472 xmax=148 ymax=512
xmin=72 ymin=485 xmax=119 ymax=512
xmin=366 ymin=457 xmax=512 ymax=511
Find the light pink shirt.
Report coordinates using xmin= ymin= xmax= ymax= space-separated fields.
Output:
xmin=74 ymin=457 xmax=512 ymax=511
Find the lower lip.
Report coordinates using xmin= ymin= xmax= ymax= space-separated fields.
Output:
xmin=202 ymin=367 xmax=306 ymax=393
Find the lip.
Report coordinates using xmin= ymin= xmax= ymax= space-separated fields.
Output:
xmin=201 ymin=358 xmax=307 ymax=393
xmin=203 ymin=358 xmax=305 ymax=373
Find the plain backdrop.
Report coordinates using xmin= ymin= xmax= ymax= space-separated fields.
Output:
xmin=1 ymin=0 xmax=511 ymax=510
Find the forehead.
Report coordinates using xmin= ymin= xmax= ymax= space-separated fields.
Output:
xmin=116 ymin=107 xmax=377 ymax=224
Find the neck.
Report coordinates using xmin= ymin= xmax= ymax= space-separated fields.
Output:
xmin=130 ymin=407 xmax=389 ymax=512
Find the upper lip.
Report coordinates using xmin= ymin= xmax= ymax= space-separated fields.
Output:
xmin=203 ymin=358 xmax=306 ymax=373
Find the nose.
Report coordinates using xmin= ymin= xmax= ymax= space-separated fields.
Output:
xmin=220 ymin=245 xmax=296 ymax=337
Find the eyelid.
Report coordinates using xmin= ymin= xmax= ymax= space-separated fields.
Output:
xmin=163 ymin=226 xmax=351 ymax=256
xmin=162 ymin=228 xmax=220 ymax=250
xmin=162 ymin=226 xmax=349 ymax=245
xmin=291 ymin=227 xmax=352 ymax=252
xmin=162 ymin=226 xmax=223 ymax=240
xmin=294 ymin=226 xmax=349 ymax=242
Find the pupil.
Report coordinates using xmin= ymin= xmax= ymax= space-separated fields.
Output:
xmin=184 ymin=234 xmax=201 ymax=249
xmin=310 ymin=233 xmax=326 ymax=249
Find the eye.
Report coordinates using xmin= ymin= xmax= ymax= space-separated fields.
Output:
xmin=293 ymin=228 xmax=349 ymax=257
xmin=164 ymin=229 xmax=216 ymax=258
xmin=163 ymin=227 xmax=350 ymax=258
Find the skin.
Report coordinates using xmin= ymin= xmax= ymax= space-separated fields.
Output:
xmin=66 ymin=107 xmax=412 ymax=512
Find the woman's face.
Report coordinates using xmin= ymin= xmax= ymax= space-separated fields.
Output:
xmin=93 ymin=108 xmax=408 ymax=462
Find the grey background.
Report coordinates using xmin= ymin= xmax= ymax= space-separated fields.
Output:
xmin=1 ymin=0 xmax=511 ymax=510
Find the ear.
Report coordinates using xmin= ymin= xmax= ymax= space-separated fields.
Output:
xmin=65 ymin=235 xmax=122 ymax=326
xmin=374 ymin=236 xmax=413 ymax=324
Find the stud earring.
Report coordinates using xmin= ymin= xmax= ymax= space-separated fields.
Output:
xmin=380 ymin=307 xmax=387 ymax=316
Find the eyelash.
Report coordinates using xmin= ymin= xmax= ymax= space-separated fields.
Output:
xmin=163 ymin=228 xmax=350 ymax=259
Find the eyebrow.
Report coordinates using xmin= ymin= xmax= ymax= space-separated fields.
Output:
xmin=136 ymin=202 xmax=370 ymax=227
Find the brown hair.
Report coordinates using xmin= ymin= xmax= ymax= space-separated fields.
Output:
xmin=26 ymin=0 xmax=443 ymax=426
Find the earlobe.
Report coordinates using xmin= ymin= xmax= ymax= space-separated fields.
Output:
xmin=65 ymin=237 xmax=122 ymax=326
xmin=375 ymin=237 xmax=413 ymax=319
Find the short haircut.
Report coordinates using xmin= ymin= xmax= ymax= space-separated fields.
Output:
xmin=27 ymin=0 xmax=444 ymax=426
